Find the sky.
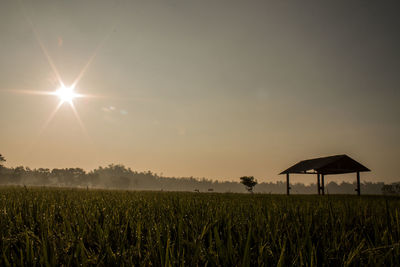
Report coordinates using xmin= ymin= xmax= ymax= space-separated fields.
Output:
xmin=0 ymin=0 xmax=399 ymax=184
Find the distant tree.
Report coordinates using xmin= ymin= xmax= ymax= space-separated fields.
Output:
xmin=382 ymin=183 xmax=400 ymax=195
xmin=92 ymin=164 xmax=132 ymax=188
xmin=12 ymin=166 xmax=25 ymax=184
xmin=240 ymin=176 xmax=258 ymax=193
xmin=0 ymin=154 xmax=5 ymax=167
xmin=0 ymin=154 xmax=6 ymax=182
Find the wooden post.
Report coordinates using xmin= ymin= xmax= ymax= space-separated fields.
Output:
xmin=356 ymin=171 xmax=360 ymax=196
xmin=286 ymin=173 xmax=290 ymax=195
xmin=317 ymin=173 xmax=321 ymax=195
xmin=321 ymin=174 xmax=325 ymax=195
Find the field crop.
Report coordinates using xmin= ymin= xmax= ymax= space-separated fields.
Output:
xmin=0 ymin=187 xmax=399 ymax=266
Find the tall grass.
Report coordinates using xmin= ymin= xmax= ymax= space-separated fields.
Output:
xmin=0 ymin=187 xmax=399 ymax=266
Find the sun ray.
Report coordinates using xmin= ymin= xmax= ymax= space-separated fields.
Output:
xmin=18 ymin=2 xmax=64 ymax=88
xmin=40 ymin=101 xmax=64 ymax=135
xmin=70 ymin=24 xmax=115 ymax=90
xmin=70 ymin=102 xmax=91 ymax=142
xmin=34 ymin=30 xmax=65 ymax=88
xmin=23 ymin=100 xmax=63 ymax=163
xmin=0 ymin=89 xmax=55 ymax=96
xmin=70 ymin=50 xmax=98 ymax=90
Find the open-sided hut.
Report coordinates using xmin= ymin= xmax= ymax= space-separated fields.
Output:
xmin=280 ymin=155 xmax=370 ymax=195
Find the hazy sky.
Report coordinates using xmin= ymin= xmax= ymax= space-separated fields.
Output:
xmin=1 ymin=0 xmax=399 ymax=184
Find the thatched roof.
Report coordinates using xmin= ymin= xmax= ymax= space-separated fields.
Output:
xmin=280 ymin=155 xmax=370 ymax=175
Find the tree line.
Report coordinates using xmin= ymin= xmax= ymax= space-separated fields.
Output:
xmin=0 ymin=153 xmax=396 ymax=194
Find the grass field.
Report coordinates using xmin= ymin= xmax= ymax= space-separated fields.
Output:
xmin=0 ymin=187 xmax=399 ymax=266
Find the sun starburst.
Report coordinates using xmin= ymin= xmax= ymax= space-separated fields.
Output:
xmin=54 ymin=85 xmax=81 ymax=104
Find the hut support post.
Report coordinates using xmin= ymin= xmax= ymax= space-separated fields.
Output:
xmin=356 ymin=171 xmax=360 ymax=196
xmin=321 ymin=174 xmax=325 ymax=195
xmin=286 ymin=173 xmax=290 ymax=195
xmin=317 ymin=174 xmax=321 ymax=195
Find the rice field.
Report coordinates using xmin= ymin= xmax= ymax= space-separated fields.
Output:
xmin=0 ymin=187 xmax=399 ymax=266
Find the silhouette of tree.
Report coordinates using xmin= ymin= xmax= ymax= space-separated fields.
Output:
xmin=0 ymin=154 xmax=5 ymax=167
xmin=240 ymin=176 xmax=257 ymax=193
xmin=0 ymin=154 xmax=6 ymax=182
xmin=12 ymin=166 xmax=25 ymax=184
xmin=382 ymin=183 xmax=400 ymax=195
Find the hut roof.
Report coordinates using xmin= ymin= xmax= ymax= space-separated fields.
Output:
xmin=279 ymin=154 xmax=370 ymax=175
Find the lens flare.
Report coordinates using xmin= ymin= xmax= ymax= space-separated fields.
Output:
xmin=55 ymin=85 xmax=78 ymax=104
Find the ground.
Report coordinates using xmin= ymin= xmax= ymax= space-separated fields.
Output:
xmin=0 ymin=187 xmax=399 ymax=266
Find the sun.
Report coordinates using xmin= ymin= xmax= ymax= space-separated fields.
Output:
xmin=55 ymin=85 xmax=78 ymax=104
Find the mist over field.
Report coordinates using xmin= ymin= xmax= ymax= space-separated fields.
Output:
xmin=0 ymin=163 xmax=389 ymax=194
